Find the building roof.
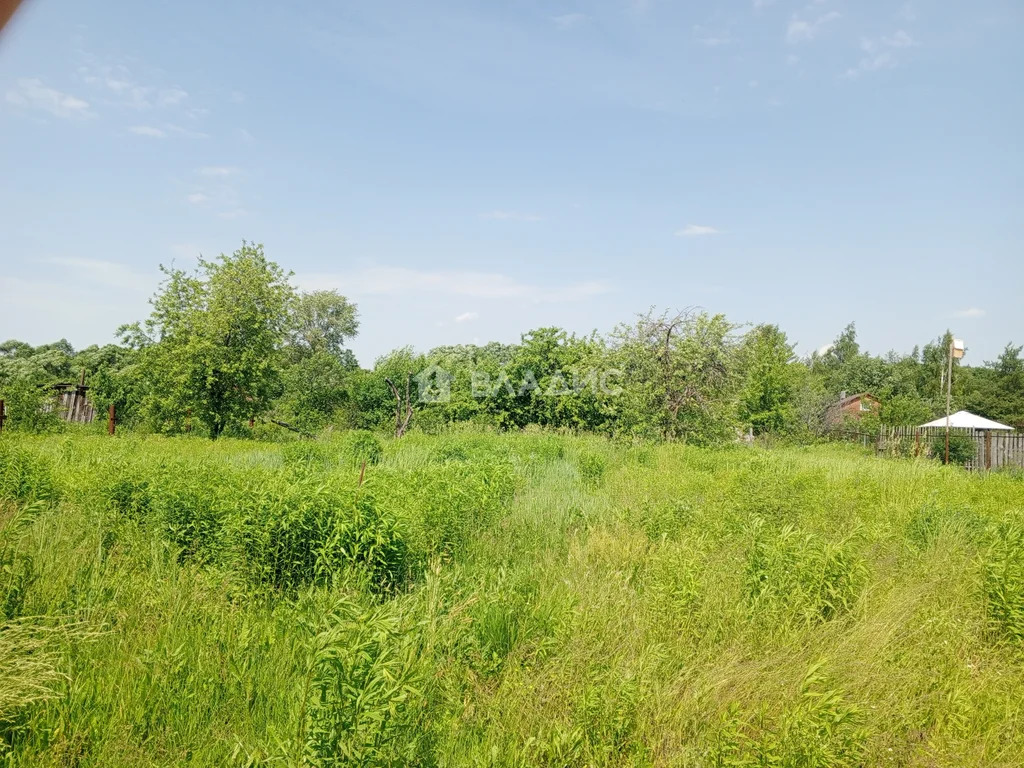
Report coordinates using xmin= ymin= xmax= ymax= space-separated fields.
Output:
xmin=919 ymin=410 xmax=1015 ymax=431
xmin=836 ymin=392 xmax=876 ymax=408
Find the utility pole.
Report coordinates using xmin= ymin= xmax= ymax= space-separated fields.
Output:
xmin=945 ymin=336 xmax=965 ymax=464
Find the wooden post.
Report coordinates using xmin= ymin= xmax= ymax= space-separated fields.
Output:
xmin=0 ymin=399 xmax=5 ymax=433
xmin=107 ymin=404 xmax=115 ymax=435
xmin=944 ymin=340 xmax=953 ymax=465
xmin=915 ymin=429 xmax=921 ymax=457
xmin=249 ymin=417 xmax=255 ymax=428
xmin=985 ymin=430 xmax=992 ymax=471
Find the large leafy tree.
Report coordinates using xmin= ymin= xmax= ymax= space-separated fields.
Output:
xmin=135 ymin=242 xmax=295 ymax=437
xmin=287 ymin=290 xmax=359 ymax=363
xmin=610 ymin=309 xmax=740 ymax=442
xmin=738 ymin=324 xmax=798 ymax=435
xmin=275 ymin=290 xmax=361 ymax=430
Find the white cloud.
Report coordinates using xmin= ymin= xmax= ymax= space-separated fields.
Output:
xmin=296 ymin=267 xmax=611 ymax=303
xmin=198 ymin=166 xmax=239 ymax=177
xmin=480 ymin=210 xmax=544 ymax=222
xmin=128 ymin=125 xmax=166 ymax=138
xmin=676 ymin=224 xmax=721 ymax=237
xmin=845 ymin=31 xmax=919 ymax=78
xmin=6 ymin=78 xmax=92 ymax=119
xmin=552 ymin=13 xmax=587 ymax=29
xmin=454 ymin=311 xmax=479 ymax=323
xmin=786 ymin=11 xmax=840 ymax=43
xmin=158 ymin=87 xmax=188 ymax=106
xmin=954 ymin=308 xmax=985 ymax=319
xmin=882 ymin=30 xmax=919 ymax=48
xmin=186 ymin=192 xmax=208 ymax=204
xmin=693 ymin=26 xmax=734 ymax=47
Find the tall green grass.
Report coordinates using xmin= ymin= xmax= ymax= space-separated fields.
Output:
xmin=0 ymin=430 xmax=1022 ymax=765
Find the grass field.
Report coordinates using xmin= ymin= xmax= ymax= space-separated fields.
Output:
xmin=1 ymin=429 xmax=1023 ymax=766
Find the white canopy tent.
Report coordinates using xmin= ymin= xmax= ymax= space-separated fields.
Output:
xmin=919 ymin=410 xmax=1014 ymax=431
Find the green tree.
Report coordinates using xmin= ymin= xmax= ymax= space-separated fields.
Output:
xmin=135 ymin=242 xmax=296 ymax=437
xmin=738 ymin=324 xmax=798 ymax=435
xmin=610 ymin=309 xmax=740 ymax=442
xmin=287 ymin=290 xmax=359 ymax=362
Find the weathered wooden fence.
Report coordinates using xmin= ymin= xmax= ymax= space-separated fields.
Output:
xmin=881 ymin=426 xmax=1024 ymax=471
xmin=53 ymin=383 xmax=96 ymax=423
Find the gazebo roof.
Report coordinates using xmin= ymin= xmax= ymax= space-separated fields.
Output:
xmin=919 ymin=410 xmax=1014 ymax=431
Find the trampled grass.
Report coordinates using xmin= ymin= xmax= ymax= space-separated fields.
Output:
xmin=0 ymin=430 xmax=1023 ymax=766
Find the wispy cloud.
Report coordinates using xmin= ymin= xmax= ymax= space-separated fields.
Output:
xmin=186 ymin=167 xmax=246 ymax=217
xmin=199 ymin=166 xmax=239 ymax=177
xmin=128 ymin=125 xmax=166 ymax=138
xmin=882 ymin=30 xmax=919 ymax=48
xmin=158 ymin=87 xmax=189 ymax=106
xmin=480 ymin=210 xmax=544 ymax=222
xmin=693 ymin=25 xmax=734 ymax=47
xmin=753 ymin=0 xmax=776 ymax=9
xmin=786 ymin=10 xmax=840 ymax=43
xmin=454 ymin=311 xmax=479 ymax=323
xmin=297 ymin=267 xmax=611 ymax=303
xmin=954 ymin=307 xmax=985 ymax=319
xmin=77 ymin=60 xmax=193 ymax=114
xmin=845 ymin=30 xmax=920 ymax=78
xmin=552 ymin=13 xmax=588 ymax=29
xmin=6 ymin=79 xmax=92 ymax=119
xmin=676 ymin=224 xmax=721 ymax=237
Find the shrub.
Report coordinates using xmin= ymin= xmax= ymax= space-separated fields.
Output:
xmin=0 ymin=379 xmax=63 ymax=434
xmin=931 ymin=432 xmax=976 ymax=466
xmin=231 ymin=477 xmax=409 ymax=593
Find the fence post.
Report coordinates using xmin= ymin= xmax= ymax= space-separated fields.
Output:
xmin=0 ymin=399 xmax=4 ymax=433
xmin=107 ymin=404 xmax=115 ymax=435
xmin=985 ymin=430 xmax=992 ymax=470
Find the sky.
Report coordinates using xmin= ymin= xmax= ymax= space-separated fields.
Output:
xmin=1 ymin=0 xmax=1021 ymax=367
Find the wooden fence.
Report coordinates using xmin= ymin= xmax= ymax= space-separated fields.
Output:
xmin=880 ymin=426 xmax=1024 ymax=471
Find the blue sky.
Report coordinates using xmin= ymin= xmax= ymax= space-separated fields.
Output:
xmin=1 ymin=0 xmax=1021 ymax=366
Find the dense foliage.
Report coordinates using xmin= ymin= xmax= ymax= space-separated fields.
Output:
xmin=2 ymin=246 xmax=1021 ymax=442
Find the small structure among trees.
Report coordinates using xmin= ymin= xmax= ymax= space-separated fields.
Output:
xmin=825 ymin=391 xmax=879 ymax=427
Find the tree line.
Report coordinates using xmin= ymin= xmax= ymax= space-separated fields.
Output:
xmin=1 ymin=243 xmax=1021 ymax=439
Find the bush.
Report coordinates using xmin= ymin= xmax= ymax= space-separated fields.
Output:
xmin=0 ymin=379 xmax=63 ymax=434
xmin=931 ymin=432 xmax=976 ymax=466
xmin=230 ymin=476 xmax=409 ymax=593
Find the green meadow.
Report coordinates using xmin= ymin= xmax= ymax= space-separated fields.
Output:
xmin=1 ymin=430 xmax=1023 ymax=766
